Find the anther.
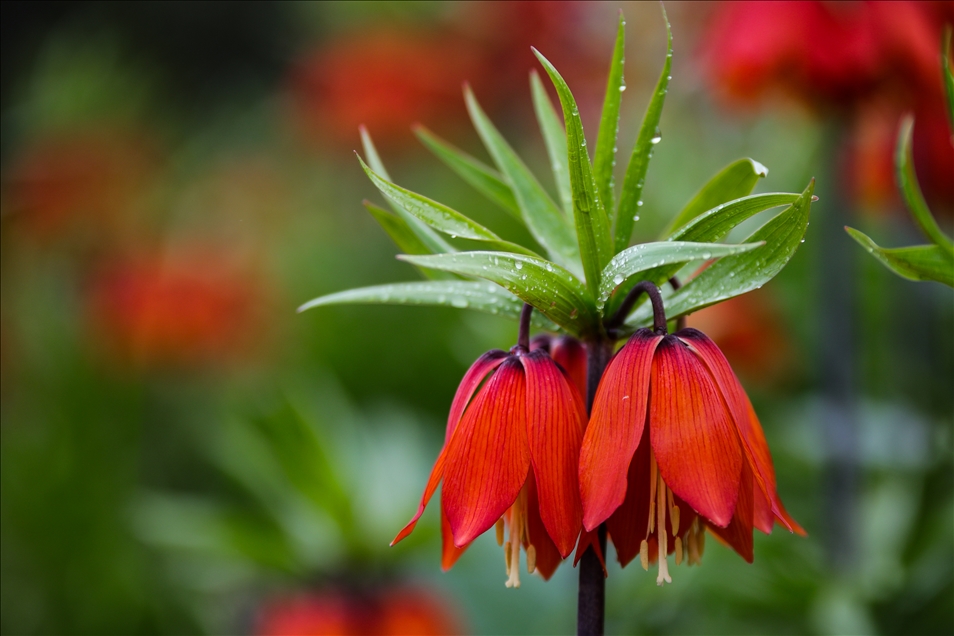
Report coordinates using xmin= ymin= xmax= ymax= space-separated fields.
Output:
xmin=675 ymin=536 xmax=683 ymax=565
xmin=671 ymin=504 xmax=680 ymax=536
xmin=496 ymin=518 xmax=505 ymax=546
xmin=505 ymin=542 xmax=512 ymax=572
xmin=656 ymin=472 xmax=671 ymax=585
xmin=639 ymin=540 xmax=649 ymax=571
xmin=526 ymin=544 xmax=537 ymax=574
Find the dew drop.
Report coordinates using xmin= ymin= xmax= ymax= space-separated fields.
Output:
xmin=650 ymin=135 xmax=662 ymax=145
xmin=515 ymin=262 xmax=524 ymax=270
xmin=451 ymin=298 xmax=468 ymax=308
xmin=619 ymin=85 xmax=627 ymax=92
xmin=702 ymin=252 xmax=711 ymax=259
xmin=613 ymin=274 xmax=624 ymax=285
xmin=637 ymin=200 xmax=644 ymax=207
xmin=545 ymin=264 xmax=553 ymax=272
xmin=633 ymin=215 xmax=640 ymax=221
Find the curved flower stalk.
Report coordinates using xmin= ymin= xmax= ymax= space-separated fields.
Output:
xmin=392 ymin=307 xmax=587 ymax=586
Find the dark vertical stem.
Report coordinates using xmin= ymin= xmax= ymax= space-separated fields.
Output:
xmin=517 ymin=303 xmax=533 ymax=351
xmin=578 ymin=338 xmax=612 ymax=636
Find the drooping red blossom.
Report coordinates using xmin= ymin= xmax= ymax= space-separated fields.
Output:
xmin=701 ymin=0 xmax=954 ymax=213
xmin=85 ymin=248 xmax=265 ymax=368
xmin=531 ymin=334 xmax=587 ymax=398
xmin=255 ymin=586 xmax=462 ymax=636
xmin=579 ymin=328 xmax=804 ymax=584
xmin=392 ymin=342 xmax=587 ymax=586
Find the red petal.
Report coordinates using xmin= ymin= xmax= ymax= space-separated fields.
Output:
xmin=442 ymin=358 xmax=531 ymax=546
xmin=446 ymin=350 xmax=508 ymax=442
xmin=677 ymin=328 xmax=804 ymax=535
xmin=650 ymin=335 xmax=743 ymax=528
xmin=551 ymin=336 xmax=587 ymax=399
xmin=441 ymin=503 xmax=468 ymax=571
xmin=706 ymin=460 xmax=755 ymax=562
xmin=525 ymin=472 xmax=564 ymax=580
xmin=521 ymin=349 xmax=585 ymax=557
xmin=391 ymin=448 xmax=445 ymax=545
xmin=579 ymin=329 xmax=662 ymax=530
xmin=605 ymin=425 xmax=652 ymax=568
xmin=753 ymin=478 xmax=774 ymax=534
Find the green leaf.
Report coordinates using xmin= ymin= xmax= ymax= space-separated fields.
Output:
xmin=362 ymin=201 xmax=454 ymax=281
xmin=530 ymin=71 xmax=572 ymax=217
xmin=598 ymin=240 xmax=763 ymax=309
xmin=627 ymin=181 xmax=815 ymax=327
xmin=594 ymin=13 xmax=626 ymax=216
xmin=533 ymin=48 xmax=614 ymax=300
xmin=357 ymin=155 xmax=537 ymax=257
xmin=399 ymin=252 xmax=597 ymax=337
xmin=360 ymin=127 xmax=454 ymax=255
xmin=896 ymin=116 xmax=953 ymax=254
xmin=413 ymin=124 xmax=521 ymax=219
xmin=615 ymin=5 xmax=672 ymax=252
xmin=297 ymin=280 xmax=560 ymax=330
xmin=943 ymin=26 xmax=953 ymax=133
xmin=845 ymin=228 xmax=954 ymax=287
xmin=464 ymin=86 xmax=580 ymax=272
xmin=662 ymin=158 xmax=769 ymax=237
xmin=605 ymin=192 xmax=799 ymax=317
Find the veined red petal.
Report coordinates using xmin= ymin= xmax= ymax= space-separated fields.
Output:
xmin=442 ymin=358 xmax=531 ymax=547
xmin=706 ymin=460 xmax=755 ymax=562
xmin=677 ymin=328 xmax=804 ymax=535
xmin=525 ymin=472 xmax=564 ymax=580
xmin=441 ymin=502 xmax=468 ymax=571
xmin=446 ymin=349 xmax=508 ymax=442
xmin=605 ymin=425 xmax=652 ymax=567
xmin=650 ymin=335 xmax=743 ymax=528
xmin=522 ymin=349 xmax=585 ymax=557
xmin=391 ymin=447 xmax=446 ymax=545
xmin=551 ymin=336 xmax=587 ymax=399
xmin=753 ymin=478 xmax=774 ymax=534
xmin=579 ymin=329 xmax=662 ymax=530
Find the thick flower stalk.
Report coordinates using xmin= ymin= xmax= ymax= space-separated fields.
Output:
xmin=580 ymin=283 xmax=805 ymax=585
xmin=392 ymin=306 xmax=587 ymax=586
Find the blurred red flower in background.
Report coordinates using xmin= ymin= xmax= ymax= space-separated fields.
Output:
xmin=85 ymin=247 xmax=266 ymax=369
xmin=702 ymin=0 xmax=954 ymax=214
xmin=255 ymin=586 xmax=462 ymax=636
xmin=3 ymin=130 xmax=157 ymax=241
xmin=289 ymin=1 xmax=609 ymax=149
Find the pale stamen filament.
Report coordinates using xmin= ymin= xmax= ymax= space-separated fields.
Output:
xmin=656 ymin=470 xmax=672 ymax=585
xmin=505 ymin=490 xmax=526 ymax=588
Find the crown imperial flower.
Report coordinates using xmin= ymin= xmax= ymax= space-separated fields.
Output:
xmin=580 ymin=322 xmax=805 ymax=585
xmin=393 ymin=307 xmax=587 ymax=587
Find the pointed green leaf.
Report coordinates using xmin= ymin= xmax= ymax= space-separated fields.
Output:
xmin=399 ymin=252 xmax=597 ymax=337
xmin=627 ymin=181 xmax=815 ymax=327
xmin=845 ymin=228 xmax=954 ymax=287
xmin=615 ymin=6 xmax=672 ymax=252
xmin=594 ymin=13 xmax=626 ymax=215
xmin=530 ymin=71 xmax=573 ymax=217
xmin=605 ymin=192 xmax=799 ymax=317
xmin=298 ymin=280 xmax=560 ymax=329
xmin=358 ymin=155 xmax=537 ymax=257
xmin=896 ymin=116 xmax=953 ymax=254
xmin=662 ymin=158 xmax=769 ymax=237
xmin=413 ymin=125 xmax=521 ymax=218
xmin=360 ymin=127 xmax=455 ymax=255
xmin=533 ymin=48 xmax=614 ymax=299
xmin=362 ymin=201 xmax=454 ymax=281
xmin=598 ymin=240 xmax=763 ymax=309
xmin=464 ymin=86 xmax=580 ymax=272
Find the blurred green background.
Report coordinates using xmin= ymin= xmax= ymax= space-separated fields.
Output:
xmin=1 ymin=2 xmax=951 ymax=635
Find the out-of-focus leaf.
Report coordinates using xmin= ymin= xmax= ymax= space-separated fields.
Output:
xmin=896 ymin=116 xmax=953 ymax=254
xmin=594 ymin=13 xmax=626 ymax=215
xmin=358 ymin=156 xmax=537 ymax=257
xmin=662 ymin=158 xmax=769 ymax=237
xmin=464 ymin=86 xmax=580 ymax=273
xmin=628 ymin=181 xmax=815 ymax=327
xmin=615 ymin=5 xmax=672 ymax=252
xmin=413 ymin=125 xmax=520 ymax=218
xmin=943 ymin=26 xmax=953 ymax=131
xmin=533 ymin=48 xmax=613 ymax=300
xmin=297 ymin=280 xmax=559 ymax=330
xmin=360 ymin=127 xmax=454 ymax=254
xmin=530 ymin=71 xmax=572 ymax=217
xmin=845 ymin=228 xmax=954 ymax=287
xmin=605 ymin=192 xmax=799 ymax=316
xmin=399 ymin=252 xmax=597 ymax=336
xmin=363 ymin=201 xmax=454 ymax=281
xmin=598 ymin=240 xmax=762 ymax=309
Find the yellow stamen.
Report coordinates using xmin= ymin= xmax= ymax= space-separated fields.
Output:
xmin=495 ymin=518 xmax=505 ymax=546
xmin=648 ymin=453 xmax=658 ymax=534
xmin=687 ymin=519 xmax=700 ymax=566
xmin=639 ymin=540 xmax=649 ymax=570
xmin=526 ymin=544 xmax=537 ymax=574
xmin=668 ymin=488 xmax=680 ymax=536
xmin=656 ymin=471 xmax=671 ymax=585
xmin=505 ymin=542 xmax=512 ymax=572
xmin=674 ymin=536 xmax=683 ymax=565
